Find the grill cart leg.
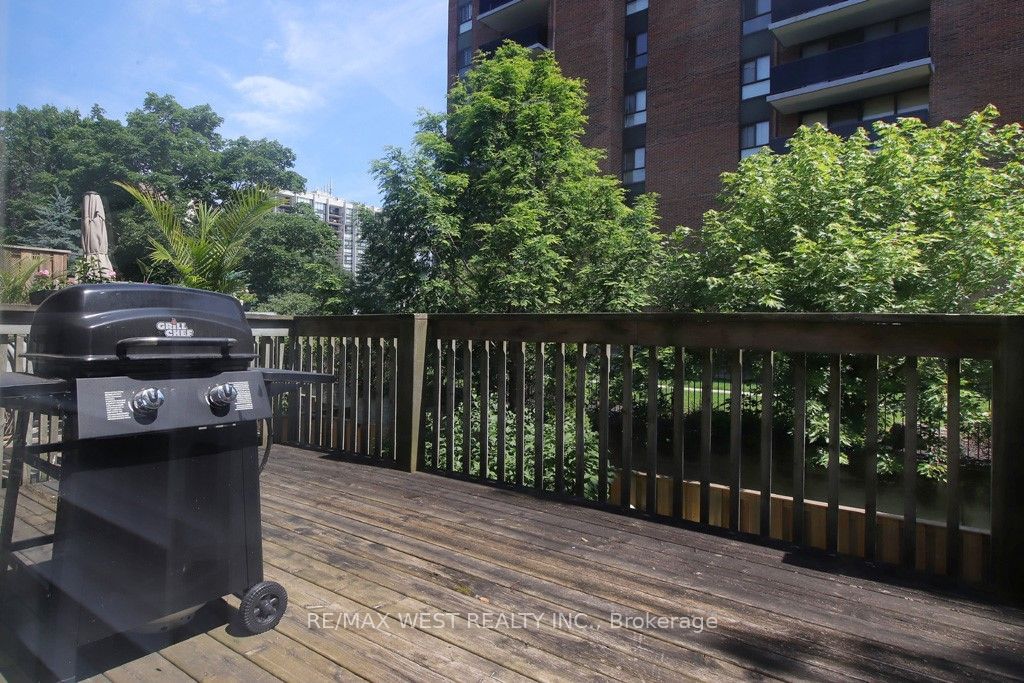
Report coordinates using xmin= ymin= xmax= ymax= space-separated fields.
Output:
xmin=0 ymin=409 xmax=30 ymax=567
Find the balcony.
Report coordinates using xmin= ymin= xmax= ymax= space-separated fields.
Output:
xmin=478 ymin=0 xmax=548 ymax=34
xmin=768 ymin=27 xmax=931 ymax=114
xmin=480 ymin=23 xmax=549 ymax=54
xmin=771 ymin=0 xmax=930 ymax=46
xmin=768 ymin=106 xmax=928 ymax=152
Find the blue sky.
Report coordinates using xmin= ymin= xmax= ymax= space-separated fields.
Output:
xmin=1 ymin=0 xmax=449 ymax=204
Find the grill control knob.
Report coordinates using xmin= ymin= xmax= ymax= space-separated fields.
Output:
xmin=132 ymin=388 xmax=166 ymax=414
xmin=207 ymin=383 xmax=238 ymax=409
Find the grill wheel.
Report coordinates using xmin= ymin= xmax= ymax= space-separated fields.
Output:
xmin=237 ymin=581 xmax=288 ymax=635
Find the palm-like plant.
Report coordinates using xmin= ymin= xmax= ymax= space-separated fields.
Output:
xmin=115 ymin=182 xmax=282 ymax=295
xmin=0 ymin=256 xmax=45 ymax=303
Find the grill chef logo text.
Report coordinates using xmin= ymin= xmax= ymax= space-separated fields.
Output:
xmin=156 ymin=318 xmax=195 ymax=338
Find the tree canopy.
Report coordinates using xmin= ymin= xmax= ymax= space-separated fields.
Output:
xmin=658 ymin=106 xmax=1024 ymax=314
xmin=355 ymin=43 xmax=663 ymax=314
xmin=1 ymin=93 xmax=306 ymax=274
xmin=243 ymin=205 xmax=353 ymax=314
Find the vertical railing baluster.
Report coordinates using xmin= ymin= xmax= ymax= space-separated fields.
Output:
xmin=598 ymin=344 xmax=610 ymax=504
xmin=445 ymin=340 xmax=456 ymax=474
xmin=496 ymin=342 xmax=508 ymax=484
xmin=554 ymin=342 xmax=566 ymax=495
xmin=700 ymin=349 xmax=713 ymax=526
xmin=729 ymin=350 xmax=743 ymax=531
xmin=864 ymin=355 xmax=879 ymax=560
xmin=480 ymin=340 xmax=491 ymax=479
xmin=827 ymin=354 xmax=841 ymax=554
xmin=534 ymin=342 xmax=546 ymax=491
xmin=462 ymin=340 xmax=473 ymax=475
xmin=646 ymin=346 xmax=659 ymax=517
xmin=327 ymin=338 xmax=337 ymax=449
xmin=350 ymin=338 xmax=361 ymax=453
xmin=313 ymin=338 xmax=324 ymax=448
xmin=362 ymin=337 xmax=372 ymax=455
xmin=903 ymin=356 xmax=919 ymax=569
xmin=574 ymin=344 xmax=587 ymax=499
xmin=792 ymin=353 xmax=807 ymax=545
xmin=759 ymin=351 xmax=774 ymax=538
xmin=431 ymin=339 xmax=442 ymax=471
xmin=338 ymin=338 xmax=348 ymax=453
xmin=621 ymin=345 xmax=634 ymax=511
xmin=672 ymin=347 xmax=686 ymax=520
xmin=946 ymin=357 xmax=961 ymax=579
xmin=388 ymin=338 xmax=398 ymax=460
xmin=376 ymin=338 xmax=386 ymax=458
xmin=513 ymin=342 xmax=526 ymax=487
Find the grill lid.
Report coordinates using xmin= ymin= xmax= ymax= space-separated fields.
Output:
xmin=27 ymin=283 xmax=257 ymax=377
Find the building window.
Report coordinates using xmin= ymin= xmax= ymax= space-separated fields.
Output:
xmin=740 ymin=121 xmax=770 ymax=158
xmin=742 ymin=0 xmax=771 ymax=33
xmin=896 ymin=86 xmax=928 ymax=113
xmin=743 ymin=0 xmax=771 ymax=18
xmin=458 ymin=47 xmax=473 ymax=69
xmin=626 ymin=0 xmax=648 ymax=14
xmin=458 ymin=2 xmax=472 ymax=33
xmin=741 ymin=55 xmax=770 ymax=99
xmin=624 ymin=90 xmax=647 ymax=127
xmin=626 ymin=32 xmax=648 ymax=70
xmin=623 ymin=147 xmax=646 ymax=184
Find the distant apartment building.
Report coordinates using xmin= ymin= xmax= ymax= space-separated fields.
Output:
xmin=275 ymin=189 xmax=379 ymax=277
xmin=448 ymin=0 xmax=1024 ymax=232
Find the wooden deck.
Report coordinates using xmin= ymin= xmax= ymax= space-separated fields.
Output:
xmin=3 ymin=444 xmax=1024 ymax=682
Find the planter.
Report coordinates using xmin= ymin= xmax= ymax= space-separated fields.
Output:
xmin=29 ymin=289 xmax=54 ymax=305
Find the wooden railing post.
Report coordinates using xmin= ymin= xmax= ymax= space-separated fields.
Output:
xmin=395 ymin=314 xmax=428 ymax=472
xmin=991 ymin=318 xmax=1024 ymax=598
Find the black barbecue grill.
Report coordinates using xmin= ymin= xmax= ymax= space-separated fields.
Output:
xmin=0 ymin=283 xmax=332 ymax=681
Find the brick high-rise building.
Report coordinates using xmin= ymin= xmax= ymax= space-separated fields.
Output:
xmin=448 ymin=0 xmax=1024 ymax=231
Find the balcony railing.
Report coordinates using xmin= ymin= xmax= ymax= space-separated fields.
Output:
xmin=772 ymin=27 xmax=929 ymax=95
xmin=773 ymin=0 xmax=845 ymax=22
xmin=480 ymin=23 xmax=549 ymax=53
xmin=768 ymin=107 xmax=929 ymax=152
xmin=479 ymin=0 xmax=515 ymax=13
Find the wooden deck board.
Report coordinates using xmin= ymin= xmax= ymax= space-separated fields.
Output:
xmin=2 ymin=444 xmax=1022 ymax=682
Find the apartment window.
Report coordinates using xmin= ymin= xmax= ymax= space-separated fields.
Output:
xmin=740 ymin=121 xmax=770 ymax=158
xmin=624 ymin=90 xmax=647 ymax=127
xmin=623 ymin=147 xmax=646 ymax=184
xmin=897 ymin=86 xmax=929 ymax=114
xmin=458 ymin=47 xmax=473 ymax=68
xmin=458 ymin=2 xmax=472 ymax=33
xmin=626 ymin=0 xmax=648 ymax=14
xmin=741 ymin=55 xmax=770 ymax=99
xmin=862 ymin=95 xmax=896 ymax=121
xmin=801 ymin=109 xmax=828 ymax=127
xmin=626 ymin=32 xmax=648 ymax=70
xmin=742 ymin=0 xmax=771 ymax=33
xmin=743 ymin=0 xmax=771 ymax=17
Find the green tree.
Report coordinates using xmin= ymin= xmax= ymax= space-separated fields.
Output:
xmin=658 ymin=107 xmax=1024 ymax=314
xmin=356 ymin=42 xmax=663 ymax=314
xmin=657 ymin=107 xmax=1024 ymax=480
xmin=6 ymin=187 xmax=80 ymax=252
xmin=243 ymin=206 xmax=341 ymax=301
xmin=1 ymin=95 xmax=307 ymax=275
xmin=243 ymin=205 xmax=353 ymax=314
xmin=116 ymin=182 xmax=281 ymax=295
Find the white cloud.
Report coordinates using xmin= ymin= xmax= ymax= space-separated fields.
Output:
xmin=276 ymin=0 xmax=448 ymax=111
xmin=233 ymin=75 xmax=320 ymax=114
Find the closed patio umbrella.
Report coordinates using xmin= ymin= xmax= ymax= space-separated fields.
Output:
xmin=81 ymin=191 xmax=114 ymax=276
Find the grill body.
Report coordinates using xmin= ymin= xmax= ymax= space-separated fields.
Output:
xmin=1 ymin=284 xmax=328 ymax=681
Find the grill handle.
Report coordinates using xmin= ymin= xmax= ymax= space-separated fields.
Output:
xmin=115 ymin=336 xmax=238 ymax=359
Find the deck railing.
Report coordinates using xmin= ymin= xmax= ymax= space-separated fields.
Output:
xmin=275 ymin=312 xmax=1024 ymax=597
xmin=4 ymin=307 xmax=1024 ymax=597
